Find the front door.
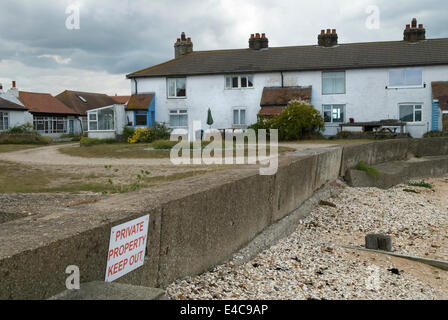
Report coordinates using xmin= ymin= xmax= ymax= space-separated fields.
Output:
xmin=69 ymin=120 xmax=74 ymax=134
xmin=443 ymin=114 xmax=448 ymax=132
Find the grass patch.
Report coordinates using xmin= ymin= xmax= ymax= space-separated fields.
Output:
xmin=403 ymin=189 xmax=420 ymax=194
xmin=355 ymin=161 xmax=380 ymax=179
xmin=408 ymin=180 xmax=433 ymax=189
xmin=0 ymin=161 xmax=210 ymax=194
xmin=59 ymin=141 xmax=294 ymax=159
xmin=283 ymin=139 xmax=372 ymax=145
xmin=0 ymin=133 xmax=51 ymax=145
xmin=0 ymin=144 xmax=42 ymax=153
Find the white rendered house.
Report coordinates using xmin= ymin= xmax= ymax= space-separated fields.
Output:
xmin=127 ymin=19 xmax=448 ymax=139
xmin=0 ymin=82 xmax=33 ymax=131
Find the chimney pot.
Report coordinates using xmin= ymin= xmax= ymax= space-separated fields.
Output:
xmin=251 ymin=34 xmax=255 ymax=39
xmin=181 ymin=32 xmax=186 ymax=41
xmin=256 ymin=33 xmax=260 ymax=38
xmin=332 ymin=29 xmax=336 ymax=34
xmin=321 ymin=30 xmax=325 ymax=35
xmin=404 ymin=18 xmax=426 ymax=42
xmin=262 ymin=33 xmax=265 ymax=38
xmin=326 ymin=29 xmax=331 ymax=34
xmin=12 ymin=81 xmax=16 ymax=88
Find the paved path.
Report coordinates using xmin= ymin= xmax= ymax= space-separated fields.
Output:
xmin=0 ymin=142 xmax=336 ymax=167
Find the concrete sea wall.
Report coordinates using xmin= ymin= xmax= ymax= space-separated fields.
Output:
xmin=1 ymin=138 xmax=448 ymax=299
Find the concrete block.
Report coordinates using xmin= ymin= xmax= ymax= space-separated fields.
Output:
xmin=314 ymin=147 xmax=343 ymax=190
xmin=272 ymin=155 xmax=318 ymax=222
xmin=157 ymin=171 xmax=274 ymax=287
xmin=365 ymin=234 xmax=392 ymax=251
xmin=49 ymin=281 xmax=167 ymax=300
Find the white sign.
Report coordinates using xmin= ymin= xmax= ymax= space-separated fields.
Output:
xmin=105 ymin=215 xmax=149 ymax=282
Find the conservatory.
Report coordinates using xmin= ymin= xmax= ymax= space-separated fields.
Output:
xmin=87 ymin=104 xmax=125 ymax=139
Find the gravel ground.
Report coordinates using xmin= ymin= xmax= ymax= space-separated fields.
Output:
xmin=166 ymin=176 xmax=448 ymax=300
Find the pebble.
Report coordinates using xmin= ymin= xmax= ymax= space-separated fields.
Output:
xmin=167 ymin=178 xmax=448 ymax=300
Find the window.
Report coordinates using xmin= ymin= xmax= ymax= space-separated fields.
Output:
xmin=0 ymin=112 xmax=9 ymax=131
xmin=78 ymin=96 xmax=87 ymax=103
xmin=88 ymin=112 xmax=98 ymax=131
xmin=33 ymin=116 xmax=67 ymax=133
xmin=389 ymin=68 xmax=422 ymax=88
xmin=167 ymin=78 xmax=186 ymax=98
xmin=225 ymin=75 xmax=254 ymax=89
xmin=169 ymin=109 xmax=188 ymax=127
xmin=322 ymin=72 xmax=345 ymax=95
xmin=88 ymin=108 xmax=115 ymax=131
xmin=399 ymin=104 xmax=422 ymax=122
xmin=233 ymin=108 xmax=246 ymax=126
xmin=135 ymin=111 xmax=148 ymax=126
xmin=323 ymin=105 xmax=345 ymax=123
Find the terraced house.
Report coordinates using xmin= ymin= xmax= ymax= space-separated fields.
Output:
xmin=126 ymin=18 xmax=448 ymax=139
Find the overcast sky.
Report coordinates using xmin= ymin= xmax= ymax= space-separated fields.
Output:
xmin=0 ymin=0 xmax=447 ymax=96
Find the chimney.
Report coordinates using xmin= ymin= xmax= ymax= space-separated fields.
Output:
xmin=0 ymin=83 xmax=3 ymax=92
xmin=8 ymin=81 xmax=18 ymax=98
xmin=174 ymin=32 xmax=193 ymax=58
xmin=249 ymin=33 xmax=269 ymax=50
xmin=404 ymin=18 xmax=426 ymax=42
xmin=318 ymin=28 xmax=338 ymax=47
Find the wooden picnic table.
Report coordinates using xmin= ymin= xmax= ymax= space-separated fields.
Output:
xmin=339 ymin=120 xmax=406 ymax=134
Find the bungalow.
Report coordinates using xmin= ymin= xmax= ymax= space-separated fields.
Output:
xmin=0 ymin=82 xmax=33 ymax=131
xmin=19 ymin=91 xmax=80 ymax=137
xmin=125 ymin=18 xmax=448 ymax=139
xmin=55 ymin=90 xmax=118 ymax=133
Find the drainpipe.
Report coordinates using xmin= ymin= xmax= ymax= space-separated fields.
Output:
xmin=133 ymin=78 xmax=138 ymax=95
xmin=280 ymin=72 xmax=284 ymax=88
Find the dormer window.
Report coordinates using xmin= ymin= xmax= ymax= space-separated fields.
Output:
xmin=225 ymin=75 xmax=254 ymax=89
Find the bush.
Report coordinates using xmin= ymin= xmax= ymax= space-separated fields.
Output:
xmin=7 ymin=123 xmax=37 ymax=134
xmin=0 ymin=133 xmax=51 ymax=145
xmin=249 ymin=100 xmax=324 ymax=141
xmin=120 ymin=126 xmax=135 ymax=143
xmin=423 ymin=131 xmax=448 ymax=138
xmin=127 ymin=123 xmax=172 ymax=144
xmin=151 ymin=123 xmax=171 ymax=141
xmin=80 ymin=137 xmax=117 ymax=147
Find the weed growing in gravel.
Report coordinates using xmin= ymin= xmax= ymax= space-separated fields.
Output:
xmin=408 ymin=180 xmax=433 ymax=189
xmin=403 ymin=189 xmax=420 ymax=194
xmin=104 ymin=166 xmax=150 ymax=194
xmin=355 ymin=161 xmax=380 ymax=179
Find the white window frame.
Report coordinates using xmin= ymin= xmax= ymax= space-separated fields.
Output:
xmin=169 ymin=109 xmax=188 ymax=128
xmin=322 ymin=71 xmax=346 ymax=95
xmin=232 ymin=107 xmax=247 ymax=127
xmin=398 ymin=103 xmax=423 ymax=123
xmin=0 ymin=112 xmax=9 ymax=131
xmin=323 ymin=104 xmax=346 ymax=124
xmin=33 ymin=116 xmax=68 ymax=134
xmin=87 ymin=107 xmax=116 ymax=132
xmin=167 ymin=78 xmax=187 ymax=98
xmin=88 ymin=112 xmax=98 ymax=131
xmin=225 ymin=75 xmax=254 ymax=90
xmin=388 ymin=68 xmax=423 ymax=89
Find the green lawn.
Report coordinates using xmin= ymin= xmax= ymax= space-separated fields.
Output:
xmin=0 ymin=144 xmax=43 ymax=153
xmin=59 ymin=142 xmax=295 ymax=159
xmin=0 ymin=160 xmax=210 ymax=194
xmin=281 ymin=139 xmax=373 ymax=145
